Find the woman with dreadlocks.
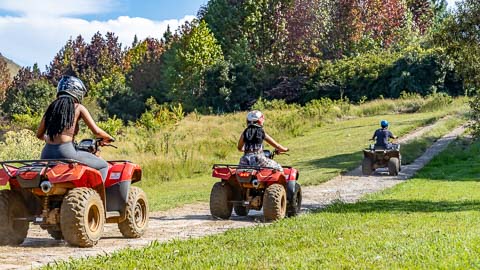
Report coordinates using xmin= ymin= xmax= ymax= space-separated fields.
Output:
xmin=237 ymin=110 xmax=288 ymax=171
xmin=36 ymin=75 xmax=114 ymax=181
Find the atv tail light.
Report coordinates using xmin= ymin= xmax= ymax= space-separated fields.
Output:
xmin=239 ymin=172 xmax=251 ymax=177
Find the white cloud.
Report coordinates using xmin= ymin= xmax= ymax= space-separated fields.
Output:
xmin=0 ymin=14 xmax=195 ymax=69
xmin=0 ymin=0 xmax=116 ymax=17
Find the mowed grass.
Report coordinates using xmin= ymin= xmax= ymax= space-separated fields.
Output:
xmin=45 ymin=137 xmax=480 ymax=269
xmin=123 ymin=103 xmax=466 ymax=210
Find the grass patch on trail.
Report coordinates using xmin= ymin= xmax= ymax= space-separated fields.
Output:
xmin=45 ymin=138 xmax=480 ymax=269
xmin=118 ymin=99 xmax=466 ymax=210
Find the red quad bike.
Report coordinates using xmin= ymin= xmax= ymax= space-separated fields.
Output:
xmin=0 ymin=139 xmax=149 ymax=247
xmin=210 ymin=150 xmax=301 ymax=221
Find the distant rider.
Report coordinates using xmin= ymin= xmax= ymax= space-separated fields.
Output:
xmin=371 ymin=120 xmax=398 ymax=149
xmin=36 ymin=75 xmax=114 ymax=181
xmin=237 ymin=110 xmax=289 ymax=170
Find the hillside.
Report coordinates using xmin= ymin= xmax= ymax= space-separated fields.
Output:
xmin=0 ymin=53 xmax=20 ymax=79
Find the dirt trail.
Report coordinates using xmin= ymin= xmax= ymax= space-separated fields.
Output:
xmin=0 ymin=122 xmax=466 ymax=270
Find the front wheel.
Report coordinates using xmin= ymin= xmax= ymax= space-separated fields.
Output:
xmin=210 ymin=182 xmax=233 ymax=219
xmin=0 ymin=190 xmax=29 ymax=245
xmin=60 ymin=188 xmax=105 ymax=247
xmin=263 ymin=184 xmax=287 ymax=221
xmin=118 ymin=187 xmax=149 ymax=238
xmin=287 ymin=183 xmax=302 ymax=217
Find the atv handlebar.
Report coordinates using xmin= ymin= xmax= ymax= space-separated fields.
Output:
xmin=77 ymin=138 xmax=117 ymax=154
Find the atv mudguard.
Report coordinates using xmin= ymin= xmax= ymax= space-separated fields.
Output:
xmin=0 ymin=166 xmax=16 ymax=186
xmin=104 ymin=161 xmax=142 ymax=213
xmin=283 ymin=167 xmax=299 ymax=201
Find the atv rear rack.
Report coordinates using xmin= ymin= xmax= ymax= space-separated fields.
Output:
xmin=213 ymin=164 xmax=292 ymax=170
xmin=0 ymin=159 xmax=87 ymax=178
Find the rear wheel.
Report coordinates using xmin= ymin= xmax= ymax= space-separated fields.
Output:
xmin=287 ymin=183 xmax=302 ymax=217
xmin=60 ymin=188 xmax=105 ymax=247
xmin=388 ymin=158 xmax=400 ymax=176
xmin=362 ymin=157 xmax=373 ymax=175
xmin=118 ymin=187 xmax=149 ymax=238
xmin=263 ymin=184 xmax=287 ymax=221
xmin=0 ymin=190 xmax=29 ymax=245
xmin=210 ymin=182 xmax=233 ymax=219
xmin=233 ymin=205 xmax=249 ymax=216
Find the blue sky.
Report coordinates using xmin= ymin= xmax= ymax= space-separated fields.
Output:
xmin=0 ymin=0 xmax=207 ymax=68
xmin=0 ymin=0 xmax=458 ymax=69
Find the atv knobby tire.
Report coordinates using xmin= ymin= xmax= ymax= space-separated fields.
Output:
xmin=263 ymin=184 xmax=287 ymax=221
xmin=287 ymin=183 xmax=302 ymax=217
xmin=388 ymin=157 xmax=400 ymax=176
xmin=362 ymin=157 xmax=373 ymax=175
xmin=0 ymin=190 xmax=29 ymax=245
xmin=47 ymin=228 xmax=63 ymax=240
xmin=234 ymin=205 xmax=249 ymax=216
xmin=210 ymin=182 xmax=233 ymax=219
xmin=60 ymin=188 xmax=105 ymax=247
xmin=118 ymin=187 xmax=149 ymax=238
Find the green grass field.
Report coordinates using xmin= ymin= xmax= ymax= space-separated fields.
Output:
xmin=133 ymin=107 xmax=466 ymax=210
xmin=45 ymin=136 xmax=480 ymax=269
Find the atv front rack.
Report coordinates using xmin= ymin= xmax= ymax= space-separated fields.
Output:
xmin=0 ymin=159 xmax=86 ymax=178
xmin=213 ymin=164 xmax=292 ymax=170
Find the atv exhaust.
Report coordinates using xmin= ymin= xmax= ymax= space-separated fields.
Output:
xmin=251 ymin=179 xmax=259 ymax=188
xmin=40 ymin=181 xmax=52 ymax=193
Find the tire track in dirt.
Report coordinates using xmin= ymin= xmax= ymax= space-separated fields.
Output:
xmin=0 ymin=121 xmax=466 ymax=270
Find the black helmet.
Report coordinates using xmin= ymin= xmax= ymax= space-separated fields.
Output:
xmin=57 ymin=75 xmax=87 ymax=103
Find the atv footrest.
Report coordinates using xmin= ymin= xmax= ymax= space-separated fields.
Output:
xmin=106 ymin=211 xmax=121 ymax=219
xmin=229 ymin=200 xmax=249 ymax=206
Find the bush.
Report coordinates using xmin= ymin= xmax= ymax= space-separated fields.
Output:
xmin=304 ymin=46 xmax=459 ymax=103
xmin=11 ymin=112 xmax=42 ymax=132
xmin=0 ymin=129 xmax=44 ymax=160
xmin=419 ymin=93 xmax=454 ymax=112
xmin=97 ymin=116 xmax=124 ymax=137
xmin=135 ymin=97 xmax=184 ymax=131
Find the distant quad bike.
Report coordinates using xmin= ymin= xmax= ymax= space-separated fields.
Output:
xmin=0 ymin=139 xmax=149 ymax=247
xmin=362 ymin=144 xmax=401 ymax=176
xmin=210 ymin=150 xmax=301 ymax=221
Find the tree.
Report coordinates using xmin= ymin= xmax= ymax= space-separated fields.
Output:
xmin=2 ymin=65 xmax=55 ymax=115
xmin=435 ymin=0 xmax=480 ymax=89
xmin=163 ymin=20 xmax=224 ymax=111
xmin=0 ymin=58 xmax=10 ymax=101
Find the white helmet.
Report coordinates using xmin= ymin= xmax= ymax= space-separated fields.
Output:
xmin=246 ymin=110 xmax=265 ymax=126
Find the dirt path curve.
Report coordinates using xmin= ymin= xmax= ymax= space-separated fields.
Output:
xmin=0 ymin=122 xmax=466 ymax=270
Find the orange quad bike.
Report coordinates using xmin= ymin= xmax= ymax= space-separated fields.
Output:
xmin=210 ymin=149 xmax=301 ymax=221
xmin=0 ymin=139 xmax=149 ymax=247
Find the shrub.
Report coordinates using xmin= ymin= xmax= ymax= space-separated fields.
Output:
xmin=11 ymin=112 xmax=42 ymax=132
xmin=0 ymin=129 xmax=44 ymax=160
xmin=419 ymin=93 xmax=454 ymax=112
xmin=97 ymin=116 xmax=124 ymax=137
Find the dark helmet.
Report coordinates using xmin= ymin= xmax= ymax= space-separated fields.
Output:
xmin=56 ymin=75 xmax=87 ymax=103
xmin=380 ymin=120 xmax=389 ymax=128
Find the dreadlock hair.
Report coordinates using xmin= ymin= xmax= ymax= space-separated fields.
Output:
xmin=44 ymin=96 xmax=76 ymax=141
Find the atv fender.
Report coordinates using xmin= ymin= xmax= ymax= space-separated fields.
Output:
xmin=0 ymin=166 xmax=17 ymax=186
xmin=106 ymin=181 xmax=130 ymax=213
xmin=286 ymin=180 xmax=297 ymax=202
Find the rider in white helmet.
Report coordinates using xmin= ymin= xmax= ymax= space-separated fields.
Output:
xmin=237 ymin=110 xmax=289 ymax=170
